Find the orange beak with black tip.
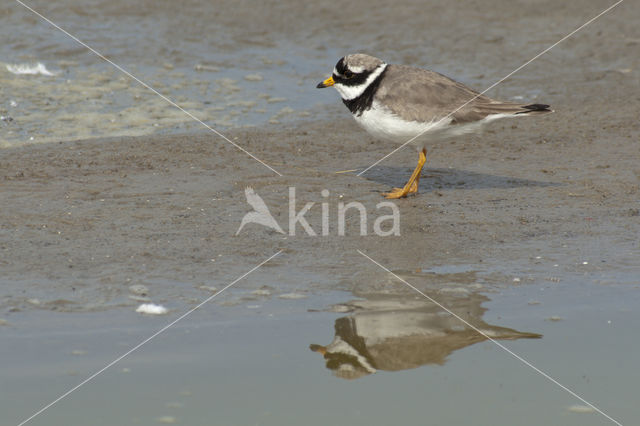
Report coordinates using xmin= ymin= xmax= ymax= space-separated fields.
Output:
xmin=316 ymin=76 xmax=334 ymax=88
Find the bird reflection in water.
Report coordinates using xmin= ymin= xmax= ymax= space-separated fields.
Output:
xmin=310 ymin=293 xmax=541 ymax=380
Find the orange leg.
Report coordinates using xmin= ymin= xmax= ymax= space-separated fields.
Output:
xmin=383 ymin=148 xmax=427 ymax=199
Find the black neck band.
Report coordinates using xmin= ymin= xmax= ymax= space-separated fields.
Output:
xmin=342 ymin=66 xmax=388 ymax=116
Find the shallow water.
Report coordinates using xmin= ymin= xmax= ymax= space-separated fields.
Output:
xmin=2 ymin=275 xmax=638 ymax=426
xmin=1 ymin=1 xmax=346 ymax=147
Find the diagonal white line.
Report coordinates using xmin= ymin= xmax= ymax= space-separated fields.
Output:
xmin=16 ymin=250 xmax=283 ymax=426
xmin=356 ymin=0 xmax=624 ymax=177
xmin=14 ymin=0 xmax=283 ymax=177
xmin=357 ymin=249 xmax=624 ymax=426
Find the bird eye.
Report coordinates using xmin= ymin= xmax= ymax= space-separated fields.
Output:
xmin=344 ymin=70 xmax=353 ymax=78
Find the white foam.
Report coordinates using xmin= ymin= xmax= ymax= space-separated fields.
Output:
xmin=136 ymin=303 xmax=168 ymax=315
xmin=6 ymin=62 xmax=56 ymax=76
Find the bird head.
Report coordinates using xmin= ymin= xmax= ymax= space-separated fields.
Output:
xmin=317 ymin=53 xmax=387 ymax=101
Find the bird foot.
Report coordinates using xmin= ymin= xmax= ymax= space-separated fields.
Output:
xmin=382 ymin=187 xmax=408 ymax=199
xmin=382 ymin=181 xmax=418 ymax=199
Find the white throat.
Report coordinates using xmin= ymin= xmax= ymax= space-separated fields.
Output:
xmin=334 ymin=64 xmax=387 ymax=101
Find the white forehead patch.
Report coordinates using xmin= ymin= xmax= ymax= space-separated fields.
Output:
xmin=333 ymin=64 xmax=371 ymax=76
xmin=334 ymin=64 xmax=387 ymax=101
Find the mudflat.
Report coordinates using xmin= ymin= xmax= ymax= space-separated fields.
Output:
xmin=1 ymin=96 xmax=638 ymax=310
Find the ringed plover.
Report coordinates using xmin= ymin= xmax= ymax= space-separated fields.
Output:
xmin=317 ymin=54 xmax=552 ymax=199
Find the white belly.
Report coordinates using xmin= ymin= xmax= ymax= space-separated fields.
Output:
xmin=352 ymin=101 xmax=512 ymax=148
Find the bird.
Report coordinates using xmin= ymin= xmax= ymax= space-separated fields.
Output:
xmin=317 ymin=53 xmax=552 ymax=199
xmin=235 ymin=187 xmax=284 ymax=235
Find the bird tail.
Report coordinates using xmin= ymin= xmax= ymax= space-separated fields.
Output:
xmin=514 ymin=103 xmax=553 ymax=115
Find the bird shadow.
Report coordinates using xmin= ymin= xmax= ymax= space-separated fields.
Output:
xmin=358 ymin=166 xmax=560 ymax=193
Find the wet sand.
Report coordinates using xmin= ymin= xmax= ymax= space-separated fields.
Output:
xmin=1 ymin=99 xmax=638 ymax=312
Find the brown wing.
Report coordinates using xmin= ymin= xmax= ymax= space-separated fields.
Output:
xmin=375 ymin=65 xmax=550 ymax=123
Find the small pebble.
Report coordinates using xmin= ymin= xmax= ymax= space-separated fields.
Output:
xmin=194 ymin=64 xmax=219 ymax=72
xmin=136 ymin=303 xmax=168 ymax=315
xmin=279 ymin=293 xmax=307 ymax=300
xmin=567 ymin=404 xmax=595 ymax=413
xmin=156 ymin=416 xmax=177 ymax=424
xmin=546 ymin=316 xmax=563 ymax=322
xmin=513 ymin=278 xmax=521 ymax=283
xmin=244 ymin=73 xmax=263 ymax=81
